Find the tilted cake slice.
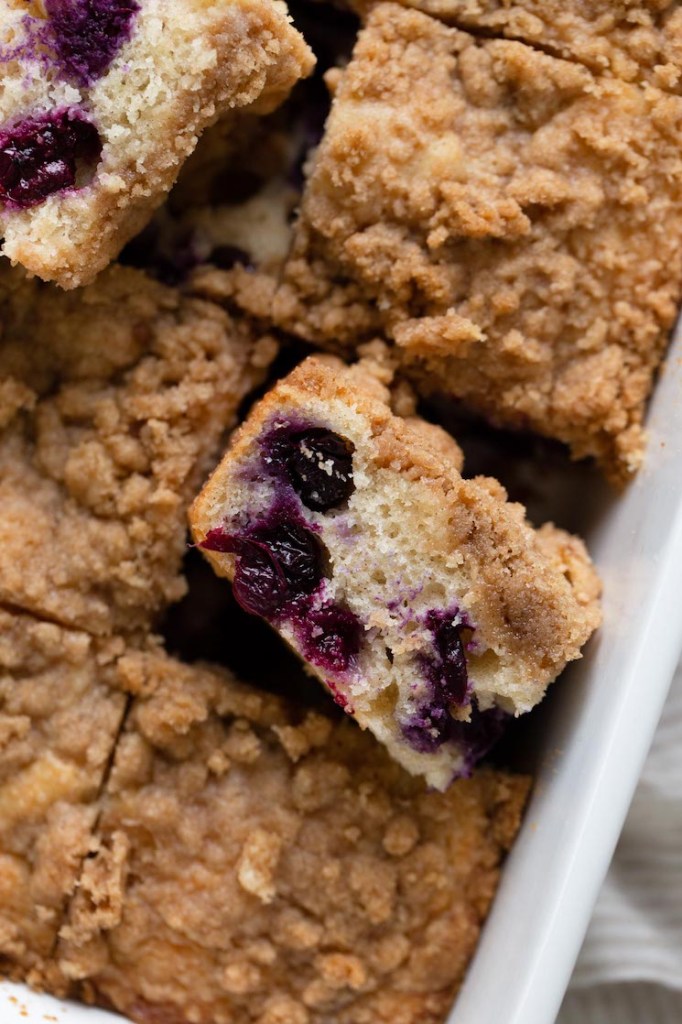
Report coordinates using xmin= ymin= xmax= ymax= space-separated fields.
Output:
xmin=0 ymin=263 xmax=277 ymax=636
xmin=58 ymin=644 xmax=530 ymax=1024
xmin=191 ymin=356 xmax=601 ymax=789
xmin=274 ymin=4 xmax=682 ymax=481
xmin=0 ymin=0 xmax=314 ymax=288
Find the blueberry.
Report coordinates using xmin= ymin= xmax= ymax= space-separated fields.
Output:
xmin=428 ymin=613 xmax=469 ymax=707
xmin=298 ymin=603 xmax=363 ymax=674
xmin=45 ymin=0 xmax=140 ymax=85
xmin=399 ymin=609 xmax=473 ymax=754
xmin=200 ymin=519 xmax=324 ymax=618
xmin=251 ymin=521 xmax=323 ymax=597
xmin=264 ymin=426 xmax=355 ymax=512
xmin=0 ymin=109 xmax=101 ymax=209
xmin=449 ymin=706 xmax=508 ymax=774
xmin=400 ymin=702 xmax=454 ymax=754
xmin=401 ymin=702 xmax=507 ymax=768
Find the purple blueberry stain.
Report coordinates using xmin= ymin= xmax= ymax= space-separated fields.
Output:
xmin=401 ymin=701 xmax=458 ymax=755
xmin=0 ymin=108 xmax=101 ymax=209
xmin=200 ymin=517 xmax=324 ymax=619
xmin=294 ymin=603 xmax=363 ymax=675
xmin=45 ymin=0 xmax=140 ymax=85
xmin=401 ymin=701 xmax=508 ymax=773
xmin=261 ymin=422 xmax=356 ymax=513
xmin=450 ymin=706 xmax=509 ymax=777
xmin=200 ymin=499 xmax=366 ymax=680
xmin=399 ymin=607 xmax=474 ymax=754
xmin=423 ymin=608 xmax=472 ymax=708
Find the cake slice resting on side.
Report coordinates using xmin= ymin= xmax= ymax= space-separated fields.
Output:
xmin=0 ymin=0 xmax=314 ymax=288
xmin=191 ymin=356 xmax=601 ymax=789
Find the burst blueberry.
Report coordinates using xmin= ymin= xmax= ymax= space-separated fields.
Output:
xmin=200 ymin=519 xmax=324 ymax=618
xmin=400 ymin=609 xmax=472 ymax=753
xmin=264 ymin=425 xmax=356 ymax=512
xmin=426 ymin=611 xmax=470 ymax=707
xmin=297 ymin=603 xmax=363 ymax=674
xmin=0 ymin=109 xmax=101 ymax=209
xmin=45 ymin=0 xmax=140 ymax=85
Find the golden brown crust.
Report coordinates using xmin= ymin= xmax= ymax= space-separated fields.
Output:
xmin=0 ymin=263 xmax=277 ymax=635
xmin=274 ymin=5 xmax=682 ymax=481
xmin=0 ymin=609 xmax=128 ymax=990
xmin=58 ymin=646 xmax=530 ymax=1024
xmin=352 ymin=0 xmax=682 ymax=90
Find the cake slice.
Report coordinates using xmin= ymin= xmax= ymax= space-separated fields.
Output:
xmin=0 ymin=263 xmax=277 ymax=636
xmin=0 ymin=0 xmax=314 ymax=288
xmin=350 ymin=0 xmax=682 ymax=89
xmin=191 ymin=356 xmax=601 ymax=789
xmin=0 ymin=608 xmax=128 ymax=991
xmin=274 ymin=4 xmax=682 ymax=481
xmin=58 ymin=644 xmax=530 ymax=1023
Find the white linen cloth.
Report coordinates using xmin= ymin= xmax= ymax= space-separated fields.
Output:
xmin=556 ymin=657 xmax=682 ymax=1023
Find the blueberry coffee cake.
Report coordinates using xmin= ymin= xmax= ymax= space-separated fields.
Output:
xmin=0 ymin=2 xmax=624 ymax=1020
xmin=350 ymin=0 xmax=682 ymax=89
xmin=0 ymin=261 xmax=278 ymax=635
xmin=0 ymin=0 xmax=314 ymax=288
xmin=191 ymin=355 xmax=601 ymax=789
xmin=274 ymin=3 xmax=682 ymax=481
xmin=0 ymin=608 xmax=127 ymax=991
xmin=57 ymin=645 xmax=530 ymax=1024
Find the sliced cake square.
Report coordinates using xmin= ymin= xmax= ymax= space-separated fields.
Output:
xmin=191 ymin=356 xmax=601 ymax=789
xmin=351 ymin=0 xmax=682 ymax=89
xmin=0 ymin=609 xmax=127 ymax=991
xmin=0 ymin=263 xmax=277 ymax=635
xmin=275 ymin=4 xmax=682 ymax=480
xmin=0 ymin=0 xmax=314 ymax=287
xmin=58 ymin=644 xmax=530 ymax=1023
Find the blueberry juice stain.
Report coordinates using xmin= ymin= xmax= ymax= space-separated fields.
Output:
xmin=45 ymin=0 xmax=141 ymax=85
xmin=201 ymin=504 xmax=363 ymax=677
xmin=0 ymin=109 xmax=101 ymax=208
xmin=400 ymin=610 xmax=473 ymax=755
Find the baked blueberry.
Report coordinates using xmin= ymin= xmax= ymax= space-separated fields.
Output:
xmin=296 ymin=602 xmax=363 ymax=673
xmin=264 ymin=425 xmax=355 ymax=512
xmin=0 ymin=110 xmax=101 ymax=208
xmin=201 ymin=519 xmax=324 ymax=618
xmin=46 ymin=0 xmax=140 ymax=85
xmin=423 ymin=611 xmax=471 ymax=708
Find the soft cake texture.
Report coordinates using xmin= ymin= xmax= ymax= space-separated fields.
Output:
xmin=274 ymin=4 xmax=682 ymax=481
xmin=0 ymin=609 xmax=127 ymax=991
xmin=58 ymin=646 xmax=530 ymax=1024
xmin=351 ymin=0 xmax=682 ymax=89
xmin=191 ymin=356 xmax=601 ymax=789
xmin=0 ymin=262 xmax=277 ymax=635
xmin=0 ymin=0 xmax=314 ymax=288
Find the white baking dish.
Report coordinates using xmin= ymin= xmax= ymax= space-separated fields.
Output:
xmin=3 ymin=325 xmax=682 ymax=1024
xmin=452 ymin=315 xmax=682 ymax=1024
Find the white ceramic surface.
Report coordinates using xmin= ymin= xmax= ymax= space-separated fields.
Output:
xmin=8 ymin=340 xmax=682 ymax=1024
xmin=452 ymin=317 xmax=682 ymax=1024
